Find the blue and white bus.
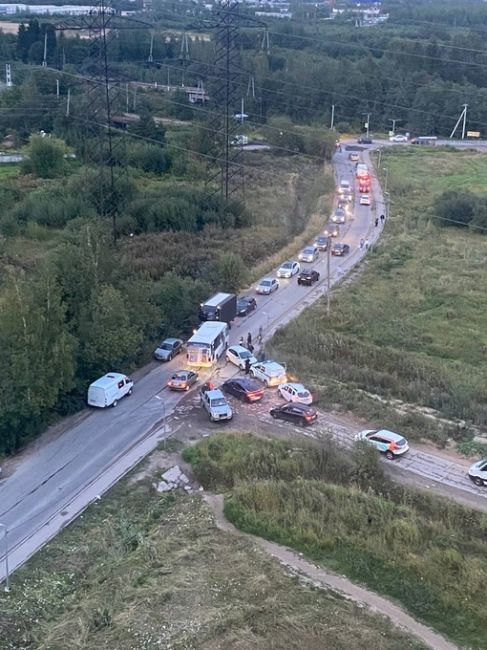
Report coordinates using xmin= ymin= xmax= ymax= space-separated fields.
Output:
xmin=186 ymin=321 xmax=230 ymax=367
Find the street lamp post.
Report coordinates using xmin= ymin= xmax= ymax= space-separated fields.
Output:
xmin=388 ymin=118 xmax=401 ymax=135
xmin=0 ymin=523 xmax=10 ymax=592
xmin=326 ymin=236 xmax=331 ymax=316
xmin=382 ymin=167 xmax=389 ymax=194
xmin=384 ymin=191 xmax=390 ymax=218
xmin=362 ymin=112 xmax=371 ymax=138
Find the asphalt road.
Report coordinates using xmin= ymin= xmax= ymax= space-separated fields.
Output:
xmin=0 ymin=148 xmax=484 ymax=581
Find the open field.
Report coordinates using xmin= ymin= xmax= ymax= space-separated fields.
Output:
xmin=185 ymin=432 xmax=487 ymax=650
xmin=271 ymin=147 xmax=487 ymax=443
xmin=0 ymin=458 xmax=426 ymax=650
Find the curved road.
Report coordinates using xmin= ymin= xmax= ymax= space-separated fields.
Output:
xmin=0 ymin=147 xmax=484 ymax=581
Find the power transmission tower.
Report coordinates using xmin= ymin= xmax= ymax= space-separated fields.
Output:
xmin=54 ymin=1 xmax=150 ymax=242
xmin=450 ymin=104 xmax=468 ymax=140
xmin=205 ymin=1 xmax=266 ymax=205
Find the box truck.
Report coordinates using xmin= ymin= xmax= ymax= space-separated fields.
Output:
xmin=198 ymin=292 xmax=237 ymax=324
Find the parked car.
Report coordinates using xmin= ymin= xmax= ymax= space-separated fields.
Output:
xmin=314 ymin=235 xmax=330 ymax=251
xmin=167 ymin=370 xmax=199 ymax=391
xmin=226 ymin=344 xmax=257 ymax=370
xmin=331 ymin=208 xmax=346 ymax=224
xmin=331 ymin=243 xmax=350 ymax=256
xmin=154 ymin=337 xmax=184 ymax=361
xmin=323 ymin=224 xmax=339 ymax=238
xmin=250 ymin=360 xmax=287 ymax=387
xmin=237 ymin=295 xmax=257 ymax=317
xmin=359 ymin=194 xmax=371 ymax=206
xmin=298 ymin=246 xmax=319 ymax=263
xmin=256 ymin=277 xmax=279 ymax=295
xmin=357 ymin=137 xmax=373 ymax=144
xmin=200 ymin=388 xmax=233 ymax=422
xmin=277 ymin=260 xmax=300 ymax=278
xmin=468 ymin=459 xmax=487 ymax=487
xmin=270 ymin=403 xmax=318 ymax=426
xmin=297 ymin=269 xmax=320 ymax=286
xmin=355 ymin=429 xmax=409 ymax=460
xmin=278 ymin=382 xmax=313 ymax=405
xmin=389 ymin=134 xmax=408 ymax=142
xmin=222 ymin=378 xmax=264 ymax=403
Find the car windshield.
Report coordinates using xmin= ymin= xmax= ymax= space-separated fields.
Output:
xmin=261 ymin=280 xmax=271 ymax=286
xmin=298 ymin=391 xmax=309 ymax=398
xmin=160 ymin=342 xmax=172 ymax=350
xmin=317 ymin=237 xmax=326 ymax=243
xmin=239 ymin=350 xmax=252 ymax=359
xmin=335 ymin=209 xmax=344 ymax=215
xmin=210 ymin=398 xmax=227 ymax=407
xmin=304 ymin=248 xmax=314 ymax=254
xmin=172 ymin=373 xmax=185 ymax=380
xmin=281 ymin=262 xmax=293 ymax=269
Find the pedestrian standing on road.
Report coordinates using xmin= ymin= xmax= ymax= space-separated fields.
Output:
xmin=359 ymin=238 xmax=365 ymax=249
xmin=244 ymin=358 xmax=251 ymax=375
xmin=380 ymin=213 xmax=385 ymax=223
xmin=239 ymin=336 xmax=244 ymax=346
xmin=258 ymin=325 xmax=263 ymax=344
xmin=375 ymin=217 xmax=379 ymax=227
xmin=247 ymin=332 xmax=252 ymax=347
xmin=248 ymin=343 xmax=254 ymax=354
xmin=365 ymin=238 xmax=370 ymax=250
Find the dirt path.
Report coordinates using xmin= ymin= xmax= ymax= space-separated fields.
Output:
xmin=203 ymin=493 xmax=460 ymax=650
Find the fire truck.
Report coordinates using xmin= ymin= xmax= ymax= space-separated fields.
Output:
xmin=358 ymin=174 xmax=371 ymax=193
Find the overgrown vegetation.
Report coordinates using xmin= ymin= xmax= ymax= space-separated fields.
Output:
xmin=0 ymin=468 xmax=426 ymax=650
xmin=271 ymin=147 xmax=487 ymax=442
xmin=185 ymin=432 xmax=487 ymax=650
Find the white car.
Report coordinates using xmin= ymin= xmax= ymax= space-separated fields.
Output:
xmin=256 ymin=277 xmax=279 ymax=295
xmin=298 ymin=246 xmax=319 ymax=263
xmin=278 ymin=382 xmax=313 ymax=405
xmin=468 ymin=459 xmax=487 ymax=487
xmin=277 ymin=260 xmax=300 ymax=278
xmin=355 ymin=429 xmax=409 ymax=460
xmin=226 ymin=345 xmax=257 ymax=370
xmin=389 ymin=134 xmax=408 ymax=143
xmin=250 ymin=360 xmax=287 ymax=387
xmin=338 ymin=179 xmax=351 ymax=194
xmin=359 ymin=194 xmax=371 ymax=206
xmin=331 ymin=208 xmax=346 ymax=224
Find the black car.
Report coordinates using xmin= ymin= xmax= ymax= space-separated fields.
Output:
xmin=331 ymin=243 xmax=350 ymax=256
xmin=297 ymin=269 xmax=320 ymax=286
xmin=270 ymin=403 xmax=318 ymax=426
xmin=222 ymin=378 xmax=264 ymax=403
xmin=237 ymin=296 xmax=257 ymax=317
xmin=357 ymin=137 xmax=373 ymax=145
xmin=314 ymin=235 xmax=329 ymax=251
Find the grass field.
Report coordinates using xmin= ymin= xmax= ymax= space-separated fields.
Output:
xmin=271 ymin=146 xmax=487 ymax=444
xmin=185 ymin=432 xmax=487 ymax=650
xmin=0 ymin=463 xmax=426 ymax=650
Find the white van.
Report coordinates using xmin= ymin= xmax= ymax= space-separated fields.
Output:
xmin=87 ymin=373 xmax=133 ymax=408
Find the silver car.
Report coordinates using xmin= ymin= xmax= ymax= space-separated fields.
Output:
xmin=298 ymin=246 xmax=319 ymax=263
xmin=256 ymin=277 xmax=279 ymax=294
xmin=154 ymin=337 xmax=184 ymax=361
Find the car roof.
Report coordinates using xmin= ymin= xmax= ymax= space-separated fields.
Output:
xmin=173 ymin=370 xmax=190 ymax=377
xmin=282 ymin=402 xmax=314 ymax=412
xmin=229 ymin=344 xmax=250 ymax=354
xmin=227 ymin=378 xmax=259 ymax=388
xmin=259 ymin=360 xmax=284 ymax=369
xmin=300 ymin=268 xmax=315 ymax=274
xmin=282 ymin=382 xmax=307 ymax=391
xmin=470 ymin=459 xmax=487 ymax=470
xmin=373 ymin=429 xmax=405 ymax=441
xmin=303 ymin=246 xmax=316 ymax=251
xmin=206 ymin=389 xmax=225 ymax=399
xmin=162 ymin=337 xmax=181 ymax=344
xmin=280 ymin=260 xmax=295 ymax=266
xmin=259 ymin=277 xmax=273 ymax=282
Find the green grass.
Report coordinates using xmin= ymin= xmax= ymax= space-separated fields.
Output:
xmin=0 ymin=463 xmax=427 ymax=650
xmin=271 ymin=147 xmax=487 ymax=442
xmin=0 ymin=164 xmax=19 ymax=179
xmin=186 ymin=432 xmax=487 ymax=650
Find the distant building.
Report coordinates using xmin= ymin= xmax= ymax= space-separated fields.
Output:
xmin=0 ymin=4 xmax=96 ymax=15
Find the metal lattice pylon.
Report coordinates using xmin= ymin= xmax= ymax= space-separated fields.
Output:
xmin=55 ymin=2 xmax=150 ymax=241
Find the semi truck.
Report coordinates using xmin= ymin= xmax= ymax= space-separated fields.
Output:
xmin=198 ymin=292 xmax=237 ymax=324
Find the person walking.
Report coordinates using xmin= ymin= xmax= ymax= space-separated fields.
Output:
xmin=359 ymin=238 xmax=365 ymax=250
xmin=258 ymin=326 xmax=263 ymax=344
xmin=375 ymin=217 xmax=379 ymax=227
xmin=365 ymin=238 xmax=370 ymax=250
xmin=239 ymin=336 xmax=244 ymax=346
xmin=380 ymin=213 xmax=385 ymax=223
xmin=248 ymin=343 xmax=255 ymax=354
xmin=244 ymin=358 xmax=251 ymax=375
xmin=247 ymin=332 xmax=252 ymax=347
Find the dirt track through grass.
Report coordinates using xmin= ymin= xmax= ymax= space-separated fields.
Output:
xmin=204 ymin=493 xmax=458 ymax=650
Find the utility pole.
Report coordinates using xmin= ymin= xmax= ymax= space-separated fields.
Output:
xmin=330 ymin=104 xmax=335 ymax=130
xmin=388 ymin=118 xmax=401 ymax=135
xmin=126 ymin=83 xmax=129 ymax=112
xmin=0 ymin=523 xmax=10 ymax=593
xmin=450 ymin=104 xmax=468 ymax=139
xmin=5 ymin=63 xmax=12 ymax=87
xmin=326 ymin=237 xmax=331 ymax=316
xmin=148 ymin=30 xmax=154 ymax=63
xmin=383 ymin=167 xmax=389 ymax=194
xmin=378 ymin=148 xmax=382 ymax=171
xmin=56 ymin=78 xmax=60 ymax=98
xmin=65 ymin=87 xmax=71 ymax=117
xmin=42 ymin=32 xmax=47 ymax=67
xmin=363 ymin=112 xmax=370 ymax=138
xmin=133 ymin=85 xmax=137 ymax=111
